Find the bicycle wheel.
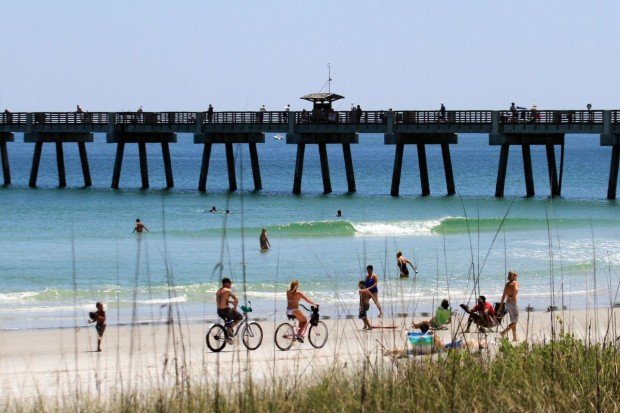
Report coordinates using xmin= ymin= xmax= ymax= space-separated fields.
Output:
xmin=308 ymin=321 xmax=328 ymax=349
xmin=274 ymin=323 xmax=295 ymax=351
xmin=206 ymin=324 xmax=227 ymax=352
xmin=242 ymin=322 xmax=263 ymax=350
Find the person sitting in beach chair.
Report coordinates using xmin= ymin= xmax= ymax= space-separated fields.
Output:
xmin=461 ymin=295 xmax=496 ymax=333
xmin=384 ymin=322 xmax=487 ymax=358
xmin=412 ymin=299 xmax=452 ymax=331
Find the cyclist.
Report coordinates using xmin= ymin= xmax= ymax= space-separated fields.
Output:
xmin=286 ymin=280 xmax=318 ymax=343
xmin=216 ymin=278 xmax=243 ymax=343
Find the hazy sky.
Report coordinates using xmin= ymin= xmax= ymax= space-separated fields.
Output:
xmin=2 ymin=1 xmax=618 ymax=111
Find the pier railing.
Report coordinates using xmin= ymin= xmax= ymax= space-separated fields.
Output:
xmin=1 ymin=110 xmax=617 ymax=128
xmin=0 ymin=112 xmax=28 ymax=125
xmin=32 ymin=112 xmax=110 ymax=125
xmin=203 ymin=111 xmax=288 ymax=124
xmin=499 ymin=110 xmax=603 ymax=125
xmin=115 ymin=112 xmax=195 ymax=125
xmin=295 ymin=110 xmax=385 ymax=124
xmin=395 ymin=110 xmax=492 ymax=124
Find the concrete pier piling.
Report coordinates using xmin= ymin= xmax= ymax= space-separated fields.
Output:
xmin=491 ymin=133 xmax=564 ymax=198
xmin=287 ymin=133 xmax=358 ymax=194
xmin=24 ymin=132 xmax=93 ymax=188
xmin=194 ymin=133 xmax=264 ymax=192
xmin=0 ymin=132 xmax=14 ymax=185
xmin=107 ymin=132 xmax=176 ymax=189
xmin=601 ymin=133 xmax=620 ymax=199
xmin=385 ymin=133 xmax=457 ymax=196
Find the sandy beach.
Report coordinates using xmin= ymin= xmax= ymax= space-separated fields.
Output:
xmin=1 ymin=306 xmax=618 ymax=406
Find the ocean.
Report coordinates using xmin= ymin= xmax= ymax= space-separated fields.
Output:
xmin=0 ymin=133 xmax=618 ymax=330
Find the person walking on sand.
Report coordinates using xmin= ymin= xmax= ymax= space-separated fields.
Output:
xmin=364 ymin=265 xmax=383 ymax=317
xmin=260 ymin=228 xmax=271 ymax=251
xmin=88 ymin=302 xmax=106 ymax=352
xmin=358 ymin=280 xmax=379 ymax=330
xmin=287 ymin=280 xmax=319 ymax=342
xmin=396 ymin=250 xmax=417 ymax=278
xmin=133 ymin=218 xmax=149 ymax=233
xmin=500 ymin=271 xmax=519 ymax=341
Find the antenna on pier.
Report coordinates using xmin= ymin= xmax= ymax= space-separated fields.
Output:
xmin=327 ymin=63 xmax=332 ymax=93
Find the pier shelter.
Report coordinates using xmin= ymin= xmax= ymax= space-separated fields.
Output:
xmin=288 ymin=93 xmax=357 ymax=194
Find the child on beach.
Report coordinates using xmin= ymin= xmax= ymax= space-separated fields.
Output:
xmin=87 ymin=302 xmax=106 ymax=352
xmin=358 ymin=280 xmax=374 ymax=330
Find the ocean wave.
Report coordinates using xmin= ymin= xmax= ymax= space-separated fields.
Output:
xmin=133 ymin=295 xmax=187 ymax=305
xmin=0 ymin=291 xmax=40 ymax=302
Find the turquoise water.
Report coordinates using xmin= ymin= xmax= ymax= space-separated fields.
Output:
xmin=0 ymin=133 xmax=618 ymax=329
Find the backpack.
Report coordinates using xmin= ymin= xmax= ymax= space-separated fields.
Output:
xmin=309 ymin=306 xmax=320 ymax=326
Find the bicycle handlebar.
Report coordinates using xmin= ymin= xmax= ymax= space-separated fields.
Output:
xmin=300 ymin=304 xmax=319 ymax=312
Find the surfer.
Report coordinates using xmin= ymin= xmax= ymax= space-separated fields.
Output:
xmin=209 ymin=206 xmax=217 ymax=213
xmin=87 ymin=302 xmax=106 ymax=352
xmin=396 ymin=250 xmax=417 ymax=278
xmin=260 ymin=228 xmax=271 ymax=251
xmin=336 ymin=210 xmax=342 ymax=217
xmin=133 ymin=218 xmax=149 ymax=233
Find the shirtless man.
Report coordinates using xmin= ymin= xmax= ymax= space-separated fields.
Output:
xmin=500 ymin=271 xmax=519 ymax=341
xmin=216 ymin=278 xmax=242 ymax=342
xmin=364 ymin=265 xmax=383 ymax=318
xmin=358 ymin=280 xmax=379 ymax=330
xmin=396 ymin=250 xmax=417 ymax=278
xmin=87 ymin=302 xmax=106 ymax=352
xmin=133 ymin=218 xmax=149 ymax=233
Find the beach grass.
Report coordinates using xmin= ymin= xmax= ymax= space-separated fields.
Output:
xmin=6 ymin=331 xmax=619 ymax=413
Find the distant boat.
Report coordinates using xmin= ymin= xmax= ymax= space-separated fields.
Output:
xmin=274 ymin=134 xmax=283 ymax=140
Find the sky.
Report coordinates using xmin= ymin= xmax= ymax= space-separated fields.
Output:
xmin=1 ymin=1 xmax=619 ymax=112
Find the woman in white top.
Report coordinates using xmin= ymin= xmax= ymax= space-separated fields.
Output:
xmin=286 ymin=280 xmax=318 ymax=342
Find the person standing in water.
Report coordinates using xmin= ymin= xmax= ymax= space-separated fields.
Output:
xmin=364 ymin=265 xmax=383 ymax=317
xmin=88 ymin=302 xmax=106 ymax=352
xmin=133 ymin=218 xmax=149 ymax=233
xmin=260 ymin=228 xmax=271 ymax=251
xmin=396 ymin=250 xmax=417 ymax=278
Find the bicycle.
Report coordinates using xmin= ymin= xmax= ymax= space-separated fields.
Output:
xmin=274 ymin=304 xmax=328 ymax=351
xmin=206 ymin=303 xmax=263 ymax=352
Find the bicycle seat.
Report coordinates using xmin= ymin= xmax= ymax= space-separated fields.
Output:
xmin=287 ymin=315 xmax=296 ymax=320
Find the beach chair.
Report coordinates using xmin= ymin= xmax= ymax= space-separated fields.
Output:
xmin=491 ymin=302 xmax=507 ymax=332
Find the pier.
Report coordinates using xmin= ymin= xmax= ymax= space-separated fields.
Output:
xmin=1 ymin=107 xmax=619 ymax=198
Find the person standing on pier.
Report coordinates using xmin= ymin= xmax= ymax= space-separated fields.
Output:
xmin=509 ymin=102 xmax=517 ymax=123
xmin=587 ymin=103 xmax=593 ymax=123
xmin=364 ymin=265 xmax=383 ymax=318
xmin=87 ymin=302 xmax=106 ymax=352
xmin=258 ymin=104 xmax=266 ymax=123
xmin=207 ymin=104 xmax=214 ymax=122
xmin=283 ymin=104 xmax=290 ymax=122
xmin=355 ymin=105 xmax=362 ymax=124
xmin=439 ymin=102 xmax=446 ymax=122
xmin=500 ymin=271 xmax=519 ymax=341
xmin=133 ymin=218 xmax=149 ymax=233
